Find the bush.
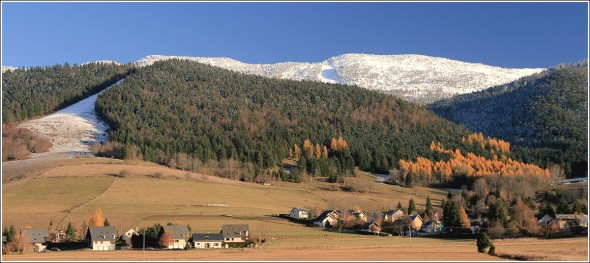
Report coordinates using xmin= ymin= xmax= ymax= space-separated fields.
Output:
xmin=488 ymin=245 xmax=496 ymax=256
xmin=476 ymin=232 xmax=491 ymax=253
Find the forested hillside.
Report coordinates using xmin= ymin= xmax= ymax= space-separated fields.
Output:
xmin=2 ymin=62 xmax=133 ymax=124
xmin=430 ymin=61 xmax=588 ymax=177
xmin=95 ymin=59 xmax=476 ymax=182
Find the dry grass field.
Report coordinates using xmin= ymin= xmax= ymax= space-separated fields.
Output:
xmin=2 ymin=156 xmax=588 ymax=261
xmin=3 ymin=237 xmax=588 ymax=261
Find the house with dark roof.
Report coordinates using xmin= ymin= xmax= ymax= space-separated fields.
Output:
xmin=21 ymin=227 xmax=49 ymax=252
xmin=192 ymin=233 xmax=224 ymax=249
xmin=313 ymin=210 xmax=339 ymax=228
xmin=161 ymin=225 xmax=190 ymax=249
xmin=363 ymin=222 xmax=381 ymax=235
xmin=220 ymin=224 xmax=249 ymax=243
xmin=87 ymin=226 xmax=117 ymax=250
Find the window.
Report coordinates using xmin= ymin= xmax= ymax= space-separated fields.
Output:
xmin=226 ymin=238 xmax=229 ymax=241
xmin=214 ymin=243 xmax=219 ymax=246
xmin=196 ymin=243 xmax=200 ymax=245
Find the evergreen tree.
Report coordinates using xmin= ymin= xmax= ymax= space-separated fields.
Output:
xmin=408 ymin=198 xmax=416 ymax=215
xmin=396 ymin=201 xmax=403 ymax=212
xmin=425 ymin=196 xmax=433 ymax=218
xmin=556 ymin=199 xmax=570 ymax=214
xmin=104 ymin=218 xmax=110 ymax=227
xmin=65 ymin=222 xmax=77 ymax=242
xmin=539 ymin=201 xmax=556 ymax=218
xmin=476 ymin=232 xmax=492 ymax=253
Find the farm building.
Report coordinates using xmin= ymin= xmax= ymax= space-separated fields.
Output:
xmin=87 ymin=226 xmax=117 ymax=251
xmin=421 ymin=220 xmax=444 ymax=235
xmin=192 ymin=234 xmax=224 ymax=249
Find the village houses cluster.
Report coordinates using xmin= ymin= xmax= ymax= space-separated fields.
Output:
xmin=2 ymin=206 xmax=587 ymax=254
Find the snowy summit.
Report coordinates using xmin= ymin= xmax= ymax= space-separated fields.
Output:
xmin=135 ymin=53 xmax=544 ymax=104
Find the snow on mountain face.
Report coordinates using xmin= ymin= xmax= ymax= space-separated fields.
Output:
xmin=2 ymin=66 xmax=18 ymax=73
xmin=81 ymin=60 xmax=122 ymax=66
xmin=135 ymin=54 xmax=543 ymax=104
xmin=18 ymin=79 xmax=124 ymax=157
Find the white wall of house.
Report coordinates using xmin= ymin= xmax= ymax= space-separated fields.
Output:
xmin=92 ymin=241 xmax=115 ymax=251
xmin=34 ymin=243 xmax=46 ymax=253
xmin=193 ymin=241 xmax=223 ymax=249
xmin=290 ymin=210 xmax=309 ymax=219
xmin=166 ymin=239 xmax=186 ymax=249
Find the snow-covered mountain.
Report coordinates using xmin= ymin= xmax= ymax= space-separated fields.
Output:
xmin=134 ymin=54 xmax=544 ymax=104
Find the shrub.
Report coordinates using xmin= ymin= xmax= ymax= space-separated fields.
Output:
xmin=476 ymin=232 xmax=491 ymax=253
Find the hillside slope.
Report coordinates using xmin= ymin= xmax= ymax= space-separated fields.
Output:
xmin=134 ymin=54 xmax=543 ymax=104
xmin=429 ymin=61 xmax=588 ymax=176
xmin=96 ymin=59 xmax=473 ymax=176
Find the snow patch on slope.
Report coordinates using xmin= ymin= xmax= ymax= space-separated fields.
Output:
xmin=18 ymin=79 xmax=124 ymax=157
xmin=81 ymin=60 xmax=122 ymax=66
xmin=134 ymin=53 xmax=543 ymax=104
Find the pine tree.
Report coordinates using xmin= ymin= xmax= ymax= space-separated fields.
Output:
xmin=408 ymin=198 xmax=416 ymax=215
xmin=425 ymin=196 xmax=433 ymax=218
xmin=65 ymin=222 xmax=77 ymax=241
xmin=396 ymin=201 xmax=403 ymax=211
xmin=104 ymin=218 xmax=110 ymax=227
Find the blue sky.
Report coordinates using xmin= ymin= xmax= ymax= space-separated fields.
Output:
xmin=1 ymin=2 xmax=588 ymax=68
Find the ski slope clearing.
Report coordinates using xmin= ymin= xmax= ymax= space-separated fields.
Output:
xmin=18 ymin=79 xmax=124 ymax=158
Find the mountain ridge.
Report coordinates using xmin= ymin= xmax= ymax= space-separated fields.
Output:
xmin=132 ymin=53 xmax=544 ymax=104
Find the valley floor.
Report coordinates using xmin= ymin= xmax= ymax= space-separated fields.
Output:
xmin=2 ymin=237 xmax=588 ymax=261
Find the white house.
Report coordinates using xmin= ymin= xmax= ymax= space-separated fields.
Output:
xmin=220 ymin=224 xmax=249 ymax=243
xmin=192 ymin=233 xmax=224 ymax=249
xmin=289 ymin=207 xmax=309 ymax=220
xmin=87 ymin=226 xmax=117 ymax=251
xmin=161 ymin=225 xmax=190 ymax=249
xmin=21 ymin=227 xmax=49 ymax=253
xmin=313 ymin=210 xmax=339 ymax=228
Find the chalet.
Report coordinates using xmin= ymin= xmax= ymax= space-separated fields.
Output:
xmin=220 ymin=224 xmax=249 ymax=243
xmin=421 ymin=220 xmax=444 ymax=235
xmin=313 ymin=210 xmax=339 ymax=228
xmin=87 ymin=226 xmax=117 ymax=250
xmin=383 ymin=210 xmax=404 ymax=223
xmin=161 ymin=225 xmax=190 ymax=249
xmin=289 ymin=207 xmax=309 ymax=220
xmin=192 ymin=233 xmax=224 ymax=249
xmin=363 ymin=222 xmax=381 ymax=235
xmin=409 ymin=215 xmax=424 ymax=231
xmin=21 ymin=227 xmax=49 ymax=253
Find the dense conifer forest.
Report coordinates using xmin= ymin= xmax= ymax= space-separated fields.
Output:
xmin=430 ymin=61 xmax=588 ymax=177
xmin=2 ymin=62 xmax=133 ymax=124
xmin=95 ymin=59 xmax=477 ymax=182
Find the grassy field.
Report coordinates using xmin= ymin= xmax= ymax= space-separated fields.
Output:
xmin=2 ymin=157 xmax=448 ymax=231
xmin=2 ymin=157 xmax=588 ymax=261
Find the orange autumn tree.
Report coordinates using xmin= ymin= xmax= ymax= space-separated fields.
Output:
xmin=88 ymin=208 xmax=105 ymax=227
xmin=399 ymin=134 xmax=549 ymax=186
